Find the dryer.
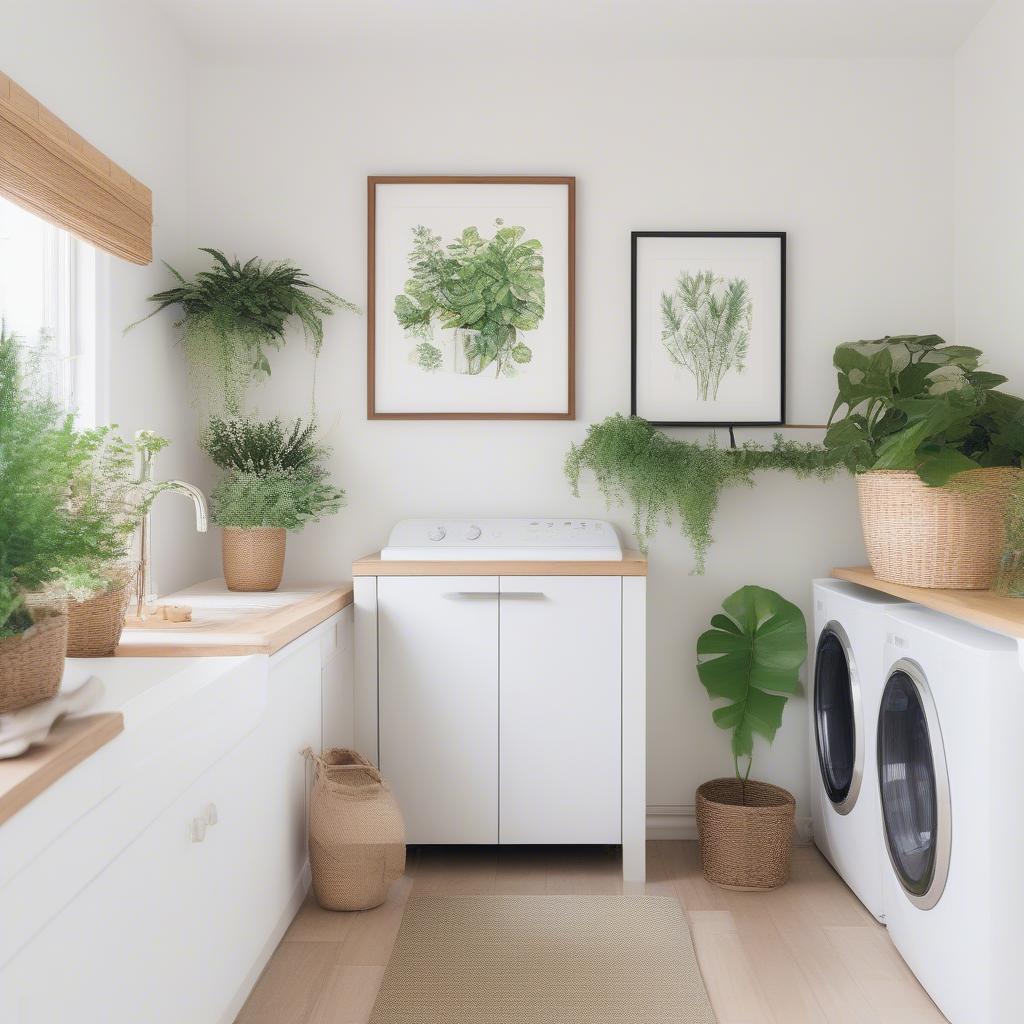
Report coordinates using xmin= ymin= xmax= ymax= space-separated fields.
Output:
xmin=810 ymin=579 xmax=904 ymax=921
xmin=879 ymin=605 xmax=1024 ymax=1024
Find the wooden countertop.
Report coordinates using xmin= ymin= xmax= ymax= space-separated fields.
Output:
xmin=117 ymin=580 xmax=353 ymax=657
xmin=832 ymin=566 xmax=1024 ymax=640
xmin=352 ymin=550 xmax=648 ymax=577
xmin=0 ymin=713 xmax=123 ymax=826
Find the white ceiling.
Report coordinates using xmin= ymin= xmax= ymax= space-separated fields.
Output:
xmin=160 ymin=0 xmax=994 ymax=61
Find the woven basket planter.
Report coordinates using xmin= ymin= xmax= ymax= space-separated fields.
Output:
xmin=0 ymin=613 xmax=69 ymax=713
xmin=222 ymin=527 xmax=286 ymax=592
xmin=65 ymin=571 xmax=136 ymax=658
xmin=305 ymin=747 xmax=406 ymax=912
xmin=857 ymin=468 xmax=1022 ymax=590
xmin=696 ymin=778 xmax=796 ymax=890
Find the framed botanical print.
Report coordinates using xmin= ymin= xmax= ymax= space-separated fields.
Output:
xmin=631 ymin=231 xmax=786 ymax=426
xmin=368 ymin=176 xmax=575 ymax=419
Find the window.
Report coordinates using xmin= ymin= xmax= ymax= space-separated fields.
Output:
xmin=0 ymin=194 xmax=102 ymax=425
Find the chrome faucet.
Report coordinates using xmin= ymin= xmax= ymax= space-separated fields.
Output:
xmin=133 ymin=432 xmax=208 ymax=620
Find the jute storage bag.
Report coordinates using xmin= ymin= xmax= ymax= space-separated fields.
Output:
xmin=303 ymin=747 xmax=406 ymax=911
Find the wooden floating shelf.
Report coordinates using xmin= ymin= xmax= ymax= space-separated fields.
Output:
xmin=832 ymin=566 xmax=1024 ymax=640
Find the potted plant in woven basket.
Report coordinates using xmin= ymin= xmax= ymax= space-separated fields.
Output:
xmin=694 ymin=585 xmax=807 ymax=890
xmin=0 ymin=327 xmax=127 ymax=710
xmin=825 ymin=334 xmax=1024 ymax=589
xmin=200 ymin=416 xmax=344 ymax=592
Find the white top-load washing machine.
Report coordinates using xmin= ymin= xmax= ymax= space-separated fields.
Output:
xmin=879 ymin=605 xmax=1024 ymax=1024
xmin=811 ymin=579 xmax=905 ymax=921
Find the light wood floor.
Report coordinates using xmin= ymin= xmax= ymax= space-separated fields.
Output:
xmin=235 ymin=841 xmax=946 ymax=1024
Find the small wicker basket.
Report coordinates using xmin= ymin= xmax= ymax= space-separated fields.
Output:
xmin=0 ymin=612 xmax=69 ymax=713
xmin=65 ymin=568 xmax=137 ymax=658
xmin=222 ymin=527 xmax=286 ymax=592
xmin=696 ymin=778 xmax=796 ymax=890
xmin=857 ymin=468 xmax=1022 ymax=590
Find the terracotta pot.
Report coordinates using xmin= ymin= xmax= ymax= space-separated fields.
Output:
xmin=696 ymin=778 xmax=796 ymax=891
xmin=222 ymin=527 xmax=286 ymax=592
xmin=0 ymin=612 xmax=69 ymax=713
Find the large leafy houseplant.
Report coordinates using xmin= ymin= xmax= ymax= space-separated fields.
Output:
xmin=565 ymin=414 xmax=840 ymax=571
xmin=395 ymin=220 xmax=544 ymax=377
xmin=130 ymin=248 xmax=359 ymax=414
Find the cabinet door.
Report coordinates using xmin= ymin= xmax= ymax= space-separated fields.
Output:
xmin=499 ymin=576 xmax=621 ymax=844
xmin=378 ymin=577 xmax=498 ymax=843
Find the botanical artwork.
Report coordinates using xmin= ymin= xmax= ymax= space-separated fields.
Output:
xmin=394 ymin=221 xmax=545 ymax=379
xmin=632 ymin=232 xmax=784 ymax=426
xmin=369 ymin=177 xmax=574 ymax=419
xmin=660 ymin=271 xmax=751 ymax=401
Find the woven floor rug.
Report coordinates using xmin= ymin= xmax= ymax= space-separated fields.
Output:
xmin=369 ymin=894 xmax=717 ymax=1023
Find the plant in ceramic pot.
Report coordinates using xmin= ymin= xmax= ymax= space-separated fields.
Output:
xmin=200 ymin=416 xmax=344 ymax=592
xmin=0 ymin=327 xmax=126 ymax=708
xmin=824 ymin=334 xmax=1024 ymax=589
xmin=694 ymin=585 xmax=807 ymax=890
xmin=129 ymin=248 xmax=359 ymax=415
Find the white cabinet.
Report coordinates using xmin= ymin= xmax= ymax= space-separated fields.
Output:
xmin=499 ymin=576 xmax=621 ymax=844
xmin=378 ymin=577 xmax=499 ymax=844
xmin=362 ymin=573 xmax=644 ymax=873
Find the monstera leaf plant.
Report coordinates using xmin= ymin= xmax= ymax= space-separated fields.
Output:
xmin=696 ymin=585 xmax=808 ymax=782
xmin=824 ymin=334 xmax=1024 ymax=486
xmin=395 ymin=219 xmax=545 ymax=377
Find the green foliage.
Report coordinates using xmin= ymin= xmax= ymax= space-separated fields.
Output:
xmin=696 ymin=586 xmax=807 ymax=780
xmin=128 ymin=248 xmax=359 ymax=414
xmin=825 ymin=334 xmax=1024 ymax=485
xmin=0 ymin=326 xmax=127 ymax=635
xmin=395 ymin=220 xmax=544 ymax=377
xmin=565 ymin=415 xmax=841 ymax=571
xmin=661 ymin=271 xmax=751 ymax=401
xmin=200 ymin=415 xmax=344 ymax=532
xmin=415 ymin=342 xmax=443 ymax=372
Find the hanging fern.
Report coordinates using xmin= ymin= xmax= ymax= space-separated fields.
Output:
xmin=565 ymin=415 xmax=843 ymax=571
xmin=128 ymin=248 xmax=359 ymax=414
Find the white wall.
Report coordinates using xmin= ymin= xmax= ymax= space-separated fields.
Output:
xmin=1 ymin=0 xmax=217 ymax=594
xmin=955 ymin=0 xmax=1024 ymax=389
xmin=189 ymin=56 xmax=954 ymax=826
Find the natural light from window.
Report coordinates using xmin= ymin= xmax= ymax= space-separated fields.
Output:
xmin=0 ymin=194 xmax=100 ymax=425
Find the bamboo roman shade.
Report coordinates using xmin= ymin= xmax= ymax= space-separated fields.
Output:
xmin=0 ymin=71 xmax=152 ymax=265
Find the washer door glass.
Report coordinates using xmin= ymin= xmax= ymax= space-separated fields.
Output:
xmin=877 ymin=670 xmax=939 ymax=898
xmin=814 ymin=629 xmax=858 ymax=807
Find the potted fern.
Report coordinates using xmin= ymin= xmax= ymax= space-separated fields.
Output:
xmin=824 ymin=335 xmax=1024 ymax=588
xmin=130 ymin=248 xmax=359 ymax=414
xmin=694 ymin=586 xmax=806 ymax=890
xmin=200 ymin=416 xmax=344 ymax=591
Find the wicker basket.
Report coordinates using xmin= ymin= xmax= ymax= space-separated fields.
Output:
xmin=0 ymin=613 xmax=69 ymax=713
xmin=304 ymin=747 xmax=406 ymax=912
xmin=222 ymin=527 xmax=286 ymax=592
xmin=696 ymin=778 xmax=795 ymax=890
xmin=857 ymin=468 xmax=1022 ymax=589
xmin=65 ymin=568 xmax=137 ymax=658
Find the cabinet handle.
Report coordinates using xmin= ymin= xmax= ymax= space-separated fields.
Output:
xmin=205 ymin=803 xmax=219 ymax=826
xmin=443 ymin=591 xmax=546 ymax=600
xmin=190 ymin=817 xmax=207 ymax=843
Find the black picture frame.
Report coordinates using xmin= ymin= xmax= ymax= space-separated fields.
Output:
xmin=630 ymin=231 xmax=786 ymax=427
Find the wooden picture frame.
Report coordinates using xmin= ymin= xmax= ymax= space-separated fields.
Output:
xmin=368 ymin=176 xmax=575 ymax=420
xmin=631 ymin=231 xmax=786 ymax=427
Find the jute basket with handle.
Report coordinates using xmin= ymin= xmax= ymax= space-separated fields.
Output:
xmin=857 ymin=468 xmax=1022 ymax=589
xmin=222 ymin=527 xmax=286 ymax=592
xmin=303 ymin=747 xmax=406 ymax=912
xmin=696 ymin=778 xmax=795 ymax=890
xmin=0 ymin=612 xmax=69 ymax=713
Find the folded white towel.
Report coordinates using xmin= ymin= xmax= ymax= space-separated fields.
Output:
xmin=0 ymin=677 xmax=105 ymax=758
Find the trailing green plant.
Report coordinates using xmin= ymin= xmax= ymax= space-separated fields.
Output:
xmin=128 ymin=248 xmax=359 ymax=414
xmin=0 ymin=325 xmax=127 ymax=635
xmin=565 ymin=414 xmax=840 ymax=571
xmin=825 ymin=334 xmax=1024 ymax=485
xmin=395 ymin=220 xmax=544 ymax=377
xmin=661 ymin=270 xmax=751 ymax=401
xmin=200 ymin=415 xmax=344 ymax=531
xmin=696 ymin=586 xmax=808 ymax=781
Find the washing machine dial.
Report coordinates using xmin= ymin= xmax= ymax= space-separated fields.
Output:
xmin=464 ymin=525 xmax=482 ymax=541
xmin=428 ymin=526 xmax=446 ymax=542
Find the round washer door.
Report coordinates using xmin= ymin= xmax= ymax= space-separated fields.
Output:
xmin=877 ymin=660 xmax=951 ymax=910
xmin=813 ymin=623 xmax=863 ymax=814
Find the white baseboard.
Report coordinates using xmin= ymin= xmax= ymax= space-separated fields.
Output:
xmin=646 ymin=805 xmax=813 ymax=845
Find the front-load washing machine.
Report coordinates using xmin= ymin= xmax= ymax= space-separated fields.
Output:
xmin=879 ymin=605 xmax=1024 ymax=1024
xmin=811 ymin=579 xmax=904 ymax=921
